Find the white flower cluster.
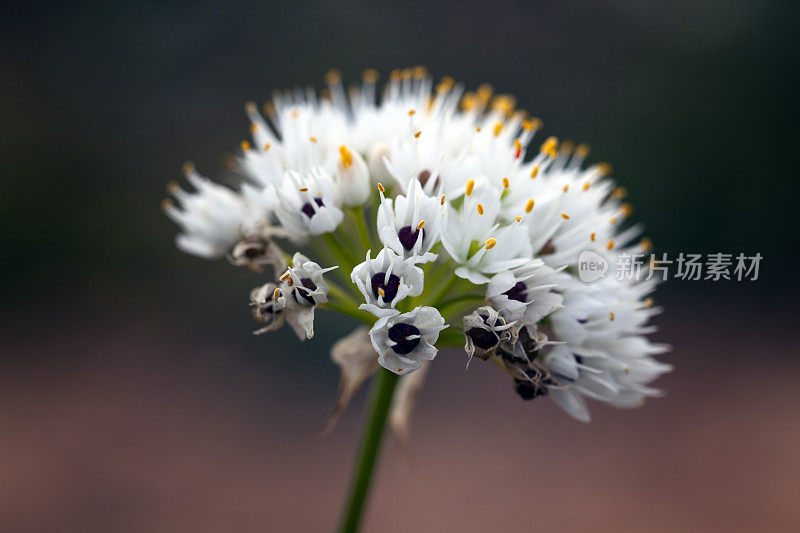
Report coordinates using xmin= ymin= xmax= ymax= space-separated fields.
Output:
xmin=164 ymin=67 xmax=671 ymax=422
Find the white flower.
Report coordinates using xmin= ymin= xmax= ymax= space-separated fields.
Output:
xmin=332 ymin=145 xmax=371 ymax=207
xmin=486 ymin=259 xmax=563 ymax=326
xmin=369 ymin=306 xmax=447 ymax=375
xmin=462 ymin=306 xmax=516 ymax=362
xmin=279 ymin=252 xmax=338 ymax=340
xmin=376 ymin=178 xmax=443 ymax=262
xmin=229 ymin=236 xmax=289 ymax=275
xmin=441 ymin=177 xmax=531 ymax=283
xmin=163 ymin=163 xmax=265 ymax=259
xmin=351 ymin=247 xmax=425 ymax=318
xmin=250 ymin=282 xmax=286 ymax=335
xmin=272 ymin=167 xmax=344 ymax=240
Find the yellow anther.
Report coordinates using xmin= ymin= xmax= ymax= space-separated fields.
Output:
xmin=324 ymin=68 xmax=342 ymax=85
xmin=561 ymin=213 xmax=570 ymax=219
xmin=390 ymin=69 xmax=402 ymax=82
xmin=484 ymin=238 xmax=497 ymax=250
xmin=286 ymin=277 xmax=294 ymax=287
xmin=583 ymin=182 xmax=590 ymax=191
xmin=476 ymin=83 xmax=494 ymax=105
xmin=182 ymin=161 xmax=195 ymax=176
xmin=477 ymin=203 xmax=485 ymax=215
xmin=414 ymin=131 xmax=421 ymax=138
xmin=560 ymin=140 xmax=574 ymax=155
xmin=298 ymin=187 xmax=309 ymax=192
xmin=339 ymin=145 xmax=353 ymax=168
xmin=528 ymin=117 xmax=543 ymax=130
xmin=610 ymin=216 xmax=618 ymax=224
xmin=640 ymin=237 xmax=653 ymax=251
xmin=540 ymin=136 xmax=559 ymax=157
xmin=166 ymin=180 xmax=179 ymax=195
xmin=530 ymin=165 xmax=540 ymax=178
xmin=264 ymin=143 xmax=271 ymax=151
xmin=413 ymin=65 xmax=428 ymax=78
xmin=612 ymin=186 xmax=628 ymax=199
xmin=475 ymin=126 xmax=481 ymax=132
xmin=515 ymin=216 xmax=522 ymax=223
xmin=401 ymin=68 xmax=413 ymax=80
xmin=272 ymin=288 xmax=281 ymax=300
xmin=621 ymin=203 xmax=633 ymax=216
xmin=160 ymin=198 xmax=173 ymax=212
xmin=491 ymin=94 xmax=516 ymax=115
xmin=524 ymin=198 xmax=535 ymax=213
xmin=590 ymin=232 xmax=596 ymax=242
xmin=244 ymin=101 xmax=257 ymax=114
xmin=440 ymin=194 xmax=446 ymax=205
xmin=377 ymin=183 xmax=385 ymax=193
xmin=408 ymin=109 xmax=416 ymax=116
xmin=241 ymin=140 xmax=251 ymax=151
xmin=290 ymin=109 xmax=300 ymax=118
xmin=576 ymin=143 xmax=591 ymax=157
xmin=309 ymin=137 xmax=318 ymax=143
xmin=607 ymin=239 xmax=615 ymax=250
xmin=493 ymin=121 xmax=504 ymax=137
xmin=377 ymin=287 xmax=385 ymax=297
xmin=609 ymin=311 xmax=615 ymax=321
xmin=465 ymin=179 xmax=475 ymax=197
xmin=563 ymin=184 xmax=569 ymax=193
xmin=417 ymin=220 xmax=426 ymax=230
xmin=522 ymin=120 xmax=534 ymax=131
xmin=597 ymin=162 xmax=613 ymax=175
xmin=250 ymin=123 xmax=258 ymax=133
xmin=362 ymin=68 xmax=379 ymax=83
xmin=644 ymin=297 xmax=654 ymax=308
xmin=460 ymin=92 xmax=478 ymax=111
xmin=502 ymin=177 xmax=510 ymax=189
xmin=279 ymin=271 xmax=291 ymax=282
xmin=263 ymin=101 xmax=276 ymax=115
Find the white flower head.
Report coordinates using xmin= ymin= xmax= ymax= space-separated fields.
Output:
xmin=163 ymin=163 xmax=265 ymax=259
xmin=351 ymin=247 xmax=425 ymax=318
xmin=462 ymin=306 xmax=516 ymax=362
xmin=279 ymin=252 xmax=338 ymax=340
xmin=376 ymin=178 xmax=443 ymax=262
xmin=369 ymin=306 xmax=448 ymax=375
xmin=487 ymin=259 xmax=563 ymax=326
xmin=272 ymin=167 xmax=344 ymax=240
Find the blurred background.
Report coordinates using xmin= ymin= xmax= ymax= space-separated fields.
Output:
xmin=2 ymin=1 xmax=798 ymax=531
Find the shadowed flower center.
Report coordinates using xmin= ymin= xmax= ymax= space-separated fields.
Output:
xmin=388 ymin=322 xmax=421 ymax=355
xmin=370 ymin=273 xmax=400 ymax=302
xmin=301 ymin=197 xmax=325 ymax=219
xmin=503 ymin=281 xmax=528 ymax=303
xmin=398 ymin=226 xmax=424 ymax=250
xmin=467 ymin=313 xmax=498 ymax=350
xmin=293 ymin=278 xmax=318 ymax=304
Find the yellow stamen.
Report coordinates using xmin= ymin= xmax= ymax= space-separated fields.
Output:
xmin=640 ymin=237 xmax=653 ymax=251
xmin=502 ymin=177 xmax=510 ymax=189
xmin=264 ymin=143 xmax=271 ymax=151
xmin=576 ymin=143 xmax=591 ymax=157
xmin=460 ymin=92 xmax=478 ymax=111
xmin=417 ymin=220 xmax=426 ymax=230
xmin=440 ymin=194 xmax=446 ymax=205
xmin=244 ymin=101 xmax=257 ymax=114
xmin=540 ymin=136 xmax=559 ymax=157
xmin=272 ymin=288 xmax=281 ymax=300
xmin=583 ymin=182 xmax=590 ymax=191
xmin=362 ymin=68 xmax=379 ymax=83
xmin=644 ymin=298 xmax=654 ymax=308
xmin=465 ymin=179 xmax=475 ymax=197
xmin=324 ymin=68 xmax=342 ymax=85
xmin=339 ymin=145 xmax=353 ymax=168
xmin=250 ymin=123 xmax=258 ymax=133
xmin=477 ymin=83 xmax=493 ymax=105
xmin=610 ymin=217 xmax=618 ymax=224
xmin=298 ymin=187 xmax=308 ymax=192
xmin=390 ymin=69 xmax=402 ymax=82
xmin=241 ymin=140 xmax=251 ymax=151
xmin=612 ymin=186 xmax=628 ymax=199
xmin=263 ymin=101 xmax=276 ymax=115
xmin=279 ymin=271 xmax=291 ymax=282
xmin=521 ymin=120 xmax=534 ymax=131
xmin=160 ymin=198 xmax=173 ymax=212
xmin=597 ymin=162 xmax=612 ymax=175
xmin=607 ymin=239 xmax=615 ymax=250
xmin=530 ymin=165 xmax=540 ymax=178
xmin=484 ymin=238 xmax=497 ymax=250
xmin=414 ymin=131 xmax=421 ymax=138
xmin=477 ymin=203 xmax=485 ymax=215
xmin=563 ymin=184 xmax=569 ymax=193
xmin=377 ymin=287 xmax=385 ymax=297
xmin=561 ymin=140 xmax=574 ymax=155
xmin=621 ymin=203 xmax=633 ymax=217
xmin=609 ymin=311 xmax=615 ymax=321
xmin=413 ymin=65 xmax=428 ymax=78
xmin=310 ymin=137 xmax=318 ymax=143
xmin=182 ymin=161 xmax=195 ymax=176
xmin=408 ymin=109 xmax=416 ymax=116
xmin=590 ymin=232 xmax=596 ymax=242
xmin=493 ymin=121 xmax=504 ymax=136
xmin=525 ymin=198 xmax=535 ymax=213
xmin=377 ymin=183 xmax=385 ymax=193
xmin=515 ymin=216 xmax=522 ymax=223
xmin=561 ymin=213 xmax=570 ymax=219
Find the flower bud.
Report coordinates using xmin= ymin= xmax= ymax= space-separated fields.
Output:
xmin=335 ymin=145 xmax=370 ymax=206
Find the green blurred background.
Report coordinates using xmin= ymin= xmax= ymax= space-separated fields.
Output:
xmin=1 ymin=1 xmax=798 ymax=531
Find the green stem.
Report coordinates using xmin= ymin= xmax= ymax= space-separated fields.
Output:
xmin=338 ymin=368 xmax=399 ymax=533
xmin=351 ymin=207 xmax=373 ymax=255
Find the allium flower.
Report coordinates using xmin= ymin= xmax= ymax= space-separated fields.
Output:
xmin=163 ymin=67 xmax=671 ymax=431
